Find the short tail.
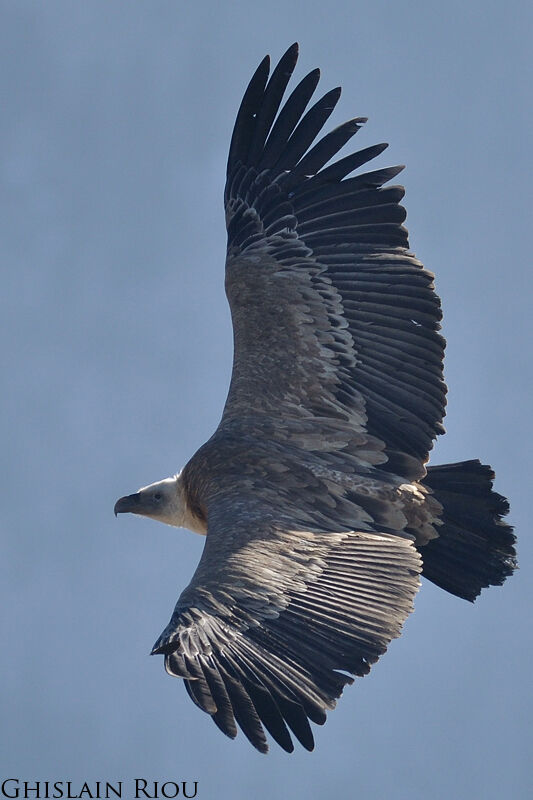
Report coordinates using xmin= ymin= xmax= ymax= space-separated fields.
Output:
xmin=419 ymin=460 xmax=517 ymax=601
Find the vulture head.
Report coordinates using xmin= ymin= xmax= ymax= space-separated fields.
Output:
xmin=114 ymin=475 xmax=206 ymax=533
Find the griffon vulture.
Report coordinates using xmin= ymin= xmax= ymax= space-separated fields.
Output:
xmin=114 ymin=44 xmax=516 ymax=753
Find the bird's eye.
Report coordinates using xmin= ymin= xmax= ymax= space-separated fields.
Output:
xmin=154 ymin=492 xmax=162 ymax=501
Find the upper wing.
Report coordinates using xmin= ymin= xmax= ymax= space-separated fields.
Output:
xmin=223 ymin=43 xmax=446 ymax=480
xmin=152 ymin=483 xmax=421 ymax=753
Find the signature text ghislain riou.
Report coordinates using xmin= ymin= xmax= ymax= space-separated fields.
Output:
xmin=1 ymin=782 xmax=198 ymax=800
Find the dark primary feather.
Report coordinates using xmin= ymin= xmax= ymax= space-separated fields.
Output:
xmin=226 ymin=54 xmax=270 ymax=180
xmin=258 ymin=69 xmax=321 ymax=172
xmin=246 ymin=43 xmax=299 ymax=165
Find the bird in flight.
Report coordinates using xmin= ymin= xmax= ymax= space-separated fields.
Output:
xmin=114 ymin=43 xmax=516 ymax=753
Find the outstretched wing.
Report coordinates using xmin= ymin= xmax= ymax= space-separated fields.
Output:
xmin=223 ymin=43 xmax=446 ymax=481
xmin=153 ymin=484 xmax=421 ymax=753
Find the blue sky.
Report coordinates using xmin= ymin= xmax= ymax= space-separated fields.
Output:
xmin=1 ymin=2 xmax=531 ymax=798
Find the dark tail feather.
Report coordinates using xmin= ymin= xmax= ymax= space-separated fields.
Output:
xmin=419 ymin=460 xmax=517 ymax=601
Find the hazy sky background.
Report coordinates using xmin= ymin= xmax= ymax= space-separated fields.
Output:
xmin=1 ymin=1 xmax=531 ymax=798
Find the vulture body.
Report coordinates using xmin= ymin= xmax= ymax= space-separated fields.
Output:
xmin=114 ymin=44 xmax=516 ymax=753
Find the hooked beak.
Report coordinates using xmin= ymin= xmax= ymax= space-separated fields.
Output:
xmin=114 ymin=492 xmax=142 ymax=517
